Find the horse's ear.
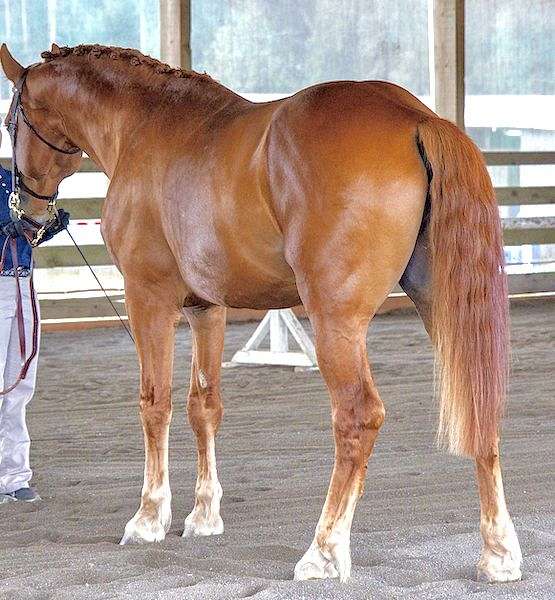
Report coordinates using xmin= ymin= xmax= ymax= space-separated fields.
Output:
xmin=51 ymin=42 xmax=61 ymax=54
xmin=0 ymin=43 xmax=24 ymax=83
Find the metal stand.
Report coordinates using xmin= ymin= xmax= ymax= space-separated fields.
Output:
xmin=223 ymin=309 xmax=318 ymax=371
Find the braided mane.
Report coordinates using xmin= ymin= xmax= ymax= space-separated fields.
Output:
xmin=41 ymin=44 xmax=214 ymax=83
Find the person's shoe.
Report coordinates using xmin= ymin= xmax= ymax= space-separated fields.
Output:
xmin=0 ymin=492 xmax=17 ymax=504
xmin=1 ymin=487 xmax=41 ymax=503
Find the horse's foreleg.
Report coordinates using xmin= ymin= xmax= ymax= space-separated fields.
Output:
xmin=182 ymin=305 xmax=226 ymax=537
xmin=120 ymin=289 xmax=178 ymax=545
xmin=294 ymin=315 xmax=384 ymax=582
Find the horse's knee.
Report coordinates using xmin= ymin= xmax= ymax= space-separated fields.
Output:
xmin=187 ymin=382 xmax=223 ymax=436
xmin=139 ymin=384 xmax=172 ymax=428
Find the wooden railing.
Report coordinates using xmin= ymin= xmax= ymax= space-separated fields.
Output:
xmin=484 ymin=152 xmax=555 ymax=252
xmin=2 ymin=148 xmax=554 ymax=320
xmin=40 ymin=193 xmax=553 ymax=267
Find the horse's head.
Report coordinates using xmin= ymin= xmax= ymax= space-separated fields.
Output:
xmin=0 ymin=43 xmax=82 ymax=238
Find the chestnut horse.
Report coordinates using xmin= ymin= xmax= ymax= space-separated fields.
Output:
xmin=0 ymin=43 xmax=521 ymax=583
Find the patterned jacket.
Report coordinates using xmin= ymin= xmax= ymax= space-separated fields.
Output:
xmin=0 ymin=165 xmax=32 ymax=276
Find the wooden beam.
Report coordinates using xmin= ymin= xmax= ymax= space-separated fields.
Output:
xmin=1 ymin=156 xmax=103 ymax=173
xmin=484 ymin=151 xmax=555 ymax=166
xmin=39 ymin=293 xmax=125 ymax=320
xmin=507 ymin=273 xmax=555 ymax=295
xmin=39 ymin=284 xmax=555 ymax=329
xmin=503 ymin=228 xmax=555 ymax=246
xmin=41 ymin=315 xmax=130 ymax=333
xmin=496 ymin=187 xmax=554 ymax=205
xmin=54 ymin=187 xmax=555 ymax=219
xmin=432 ymin=0 xmax=465 ymax=128
xmin=502 ymin=216 xmax=555 ymax=247
xmin=160 ymin=0 xmax=191 ymax=69
xmin=57 ymin=197 xmax=104 ymax=219
xmin=23 ymin=150 xmax=555 ymax=174
xmin=34 ymin=244 xmax=112 ymax=268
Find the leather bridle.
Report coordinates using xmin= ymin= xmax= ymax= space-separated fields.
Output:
xmin=7 ymin=66 xmax=80 ymax=247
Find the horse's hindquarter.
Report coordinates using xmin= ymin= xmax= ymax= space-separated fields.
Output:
xmin=267 ymin=81 xmax=430 ymax=315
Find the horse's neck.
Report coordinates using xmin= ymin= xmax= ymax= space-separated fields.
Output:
xmin=57 ymin=65 xmax=239 ymax=177
xmin=58 ymin=89 xmax=139 ymax=177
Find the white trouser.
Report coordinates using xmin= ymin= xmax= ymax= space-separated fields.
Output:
xmin=0 ymin=275 xmax=40 ymax=494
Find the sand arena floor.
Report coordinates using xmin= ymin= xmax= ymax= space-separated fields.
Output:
xmin=0 ymin=302 xmax=553 ymax=599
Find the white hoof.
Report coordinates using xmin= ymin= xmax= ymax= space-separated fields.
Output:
xmin=477 ymin=520 xmax=522 ymax=583
xmin=477 ymin=551 xmax=522 ymax=583
xmin=182 ymin=511 xmax=224 ymax=537
xmin=182 ymin=480 xmax=224 ymax=538
xmin=294 ymin=541 xmax=348 ymax=582
xmin=119 ymin=511 xmax=171 ymax=545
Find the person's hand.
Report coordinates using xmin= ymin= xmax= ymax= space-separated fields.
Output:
xmin=1 ymin=221 xmax=19 ymax=238
xmin=56 ymin=209 xmax=70 ymax=231
xmin=36 ymin=209 xmax=70 ymax=244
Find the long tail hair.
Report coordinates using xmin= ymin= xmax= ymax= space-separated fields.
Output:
xmin=417 ymin=118 xmax=509 ymax=457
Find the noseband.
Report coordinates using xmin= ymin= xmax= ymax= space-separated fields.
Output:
xmin=6 ymin=66 xmax=80 ymax=246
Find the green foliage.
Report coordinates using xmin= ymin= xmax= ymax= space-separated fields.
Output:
xmin=0 ymin=0 xmax=553 ymax=100
xmin=192 ymin=0 xmax=554 ymax=95
xmin=0 ymin=0 xmax=159 ymax=98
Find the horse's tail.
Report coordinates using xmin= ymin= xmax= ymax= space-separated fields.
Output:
xmin=417 ymin=117 xmax=508 ymax=458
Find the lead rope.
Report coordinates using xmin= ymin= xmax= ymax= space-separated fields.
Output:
xmin=64 ymin=227 xmax=135 ymax=343
xmin=0 ymin=238 xmax=39 ymax=395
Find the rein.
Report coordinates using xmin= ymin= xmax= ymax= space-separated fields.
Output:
xmin=1 ymin=64 xmax=133 ymax=396
xmin=0 ymin=237 xmax=40 ymax=396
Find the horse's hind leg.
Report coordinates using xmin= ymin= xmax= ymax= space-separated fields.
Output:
xmin=475 ymin=450 xmax=522 ymax=581
xmin=182 ymin=305 xmax=226 ymax=537
xmin=400 ymin=230 xmax=522 ymax=582
xmin=294 ymin=312 xmax=384 ymax=582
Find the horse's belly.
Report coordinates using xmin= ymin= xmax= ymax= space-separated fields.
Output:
xmin=218 ymin=277 xmax=301 ymax=310
xmin=181 ymin=252 xmax=301 ymax=310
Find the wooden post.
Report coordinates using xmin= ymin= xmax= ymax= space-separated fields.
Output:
xmin=432 ymin=0 xmax=465 ymax=128
xmin=159 ymin=0 xmax=191 ymax=69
